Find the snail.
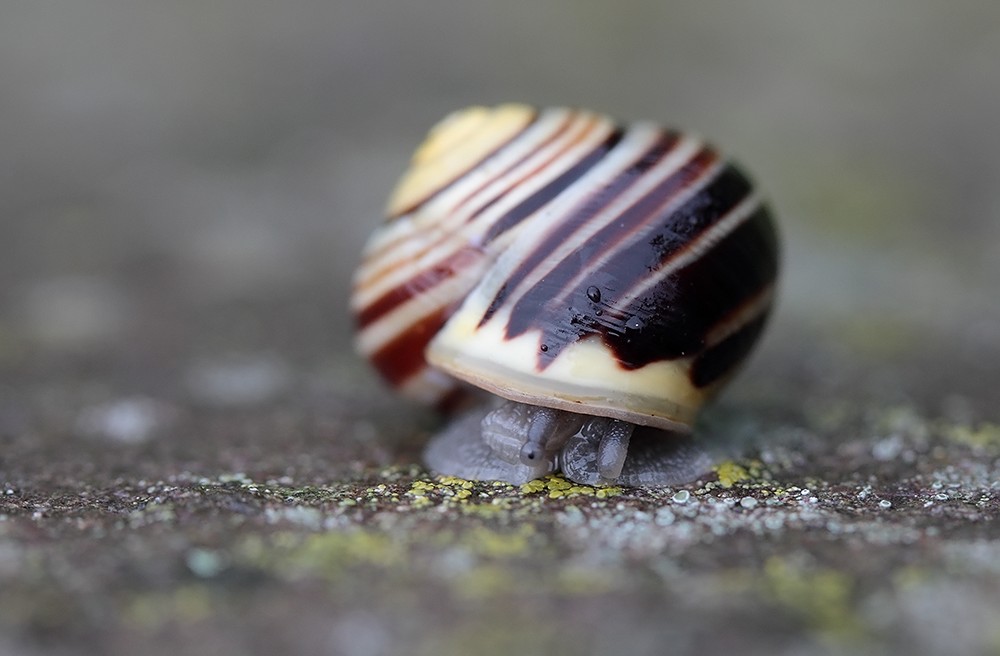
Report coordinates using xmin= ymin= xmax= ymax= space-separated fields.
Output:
xmin=351 ymin=104 xmax=779 ymax=486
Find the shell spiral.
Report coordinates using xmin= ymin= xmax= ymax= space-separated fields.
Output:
xmin=351 ymin=105 xmax=779 ymax=431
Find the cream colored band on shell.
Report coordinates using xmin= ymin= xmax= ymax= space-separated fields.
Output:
xmin=386 ymin=104 xmax=535 ymax=217
xmin=427 ymin=301 xmax=704 ymax=432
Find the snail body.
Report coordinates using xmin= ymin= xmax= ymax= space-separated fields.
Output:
xmin=351 ymin=105 xmax=779 ymax=486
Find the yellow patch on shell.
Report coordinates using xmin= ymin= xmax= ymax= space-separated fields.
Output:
xmin=385 ymin=104 xmax=535 ymax=217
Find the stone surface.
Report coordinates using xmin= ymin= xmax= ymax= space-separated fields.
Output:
xmin=2 ymin=2 xmax=999 ymax=655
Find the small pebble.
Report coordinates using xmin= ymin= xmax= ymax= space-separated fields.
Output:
xmin=740 ymin=496 xmax=758 ymax=509
xmin=654 ymin=507 xmax=676 ymax=526
xmin=763 ymin=515 xmax=784 ymax=530
xmin=879 ymin=500 xmax=893 ymax=509
xmin=186 ymin=548 xmax=225 ymax=578
xmin=872 ymin=434 xmax=904 ymax=461
xmin=185 ymin=355 xmax=292 ymax=405
xmin=76 ymin=397 xmax=174 ymax=444
xmin=672 ymin=490 xmax=690 ymax=504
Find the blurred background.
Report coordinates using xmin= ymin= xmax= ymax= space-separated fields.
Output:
xmin=3 ymin=3 xmax=1000 ymax=654
xmin=1 ymin=0 xmax=999 ymax=441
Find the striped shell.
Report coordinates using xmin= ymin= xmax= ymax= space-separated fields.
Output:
xmin=352 ymin=104 xmax=779 ymax=432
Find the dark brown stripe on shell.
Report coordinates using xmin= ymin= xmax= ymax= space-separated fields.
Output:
xmin=481 ymin=128 xmax=627 ymax=243
xmin=370 ymin=307 xmax=450 ymax=385
xmin=479 ymin=129 xmax=677 ymax=326
xmin=503 ymin=145 xmax=721 ymax=345
xmin=690 ymin=311 xmax=770 ymax=387
xmin=389 ymin=110 xmax=541 ymax=219
xmin=455 ymin=114 xmax=580 ymax=222
xmin=500 ymin=156 xmax=764 ymax=372
xmin=355 ymin=246 xmax=483 ymax=329
xmin=511 ymin=194 xmax=775 ymax=372
xmin=610 ymin=205 xmax=778 ymax=368
xmin=357 ymin=115 xmax=585 ymax=323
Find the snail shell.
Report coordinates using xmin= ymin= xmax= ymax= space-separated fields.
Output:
xmin=351 ymin=104 xmax=779 ymax=486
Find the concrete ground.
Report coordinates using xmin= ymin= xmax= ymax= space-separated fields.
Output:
xmin=2 ymin=2 xmax=999 ymax=654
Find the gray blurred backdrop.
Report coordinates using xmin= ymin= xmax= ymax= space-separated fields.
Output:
xmin=1 ymin=0 xmax=999 ymax=406
xmin=4 ymin=4 xmax=1000 ymax=655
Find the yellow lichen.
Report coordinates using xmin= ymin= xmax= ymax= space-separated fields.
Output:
xmin=941 ymin=422 xmax=1000 ymax=450
xmin=464 ymin=524 xmax=535 ymax=558
xmin=457 ymin=500 xmax=514 ymax=516
xmin=714 ymin=461 xmax=751 ymax=488
xmin=712 ymin=459 xmax=770 ymax=489
xmin=265 ymin=530 xmax=404 ymax=581
xmin=519 ymin=475 xmax=622 ymax=499
xmin=408 ymin=480 xmax=433 ymax=497
xmin=762 ymin=557 xmax=861 ymax=637
xmin=124 ymin=584 xmax=213 ymax=629
xmin=437 ymin=475 xmax=475 ymax=489
xmin=454 ymin=564 xmax=525 ymax=599
xmin=555 ymin=566 xmax=620 ymax=595
xmin=409 ymin=494 xmax=433 ymax=508
xmin=405 ymin=475 xmax=497 ymax=506
xmin=519 ymin=479 xmax=548 ymax=494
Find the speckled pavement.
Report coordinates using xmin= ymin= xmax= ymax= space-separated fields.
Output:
xmin=2 ymin=3 xmax=1000 ymax=655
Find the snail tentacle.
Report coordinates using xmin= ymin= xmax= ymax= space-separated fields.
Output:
xmin=596 ymin=419 xmax=634 ymax=480
xmin=424 ymin=405 xmax=549 ymax=485
xmin=480 ymin=401 xmax=582 ymax=472
xmin=613 ymin=427 xmax=712 ymax=487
